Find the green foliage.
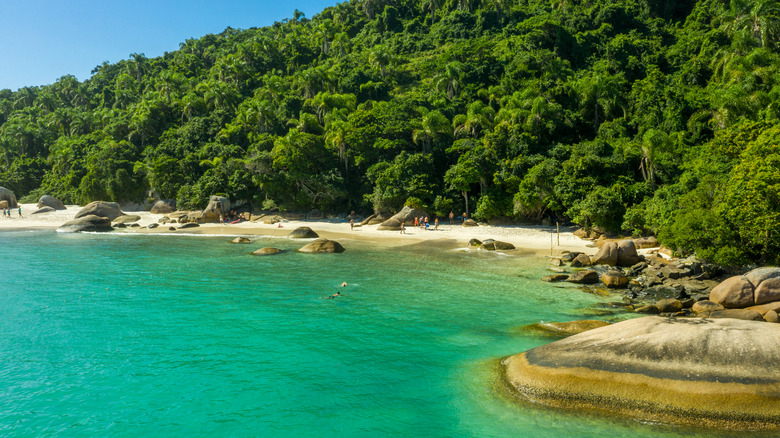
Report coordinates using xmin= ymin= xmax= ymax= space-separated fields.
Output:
xmin=1 ymin=0 xmax=779 ymax=266
xmin=404 ymin=196 xmax=425 ymax=210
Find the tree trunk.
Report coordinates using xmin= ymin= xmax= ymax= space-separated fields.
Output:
xmin=463 ymin=190 xmax=469 ymax=218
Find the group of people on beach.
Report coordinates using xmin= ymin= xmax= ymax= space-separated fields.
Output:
xmin=2 ymin=207 xmax=21 ymax=218
xmin=219 ymin=210 xmax=246 ymax=225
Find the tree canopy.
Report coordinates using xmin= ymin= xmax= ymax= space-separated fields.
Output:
xmin=2 ymin=0 xmax=780 ymax=266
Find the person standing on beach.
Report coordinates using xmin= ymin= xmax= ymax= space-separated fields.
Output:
xmin=434 ymin=218 xmax=439 ymax=230
xmin=449 ymin=211 xmax=454 ymax=224
xmin=18 ymin=207 xmax=22 ymax=217
xmin=462 ymin=212 xmax=467 ymax=223
xmin=400 ymin=221 xmax=405 ymax=234
xmin=350 ymin=218 xmax=354 ymax=230
xmin=414 ymin=217 xmax=419 ymax=228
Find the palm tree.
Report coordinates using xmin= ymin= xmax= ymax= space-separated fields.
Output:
xmin=369 ymin=45 xmax=392 ymax=78
xmin=721 ymin=0 xmax=780 ymax=48
xmin=434 ymin=62 xmax=464 ymax=100
xmin=413 ymin=110 xmax=452 ymax=153
xmin=453 ymin=101 xmax=495 ymax=138
xmin=325 ymin=120 xmax=351 ymax=172
xmin=422 ymin=0 xmax=444 ymax=23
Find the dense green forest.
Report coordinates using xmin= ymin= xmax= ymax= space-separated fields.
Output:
xmin=1 ymin=0 xmax=780 ymax=265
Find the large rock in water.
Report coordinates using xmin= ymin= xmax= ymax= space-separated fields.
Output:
xmin=57 ymin=215 xmax=113 ymax=233
xmin=150 ymin=200 xmax=176 ymax=214
xmin=502 ymin=316 xmax=780 ymax=430
xmin=288 ymin=227 xmax=319 ymax=239
xmin=298 ymin=238 xmax=345 ymax=253
xmin=0 ymin=187 xmax=18 ymax=208
xmin=200 ymin=196 xmax=230 ymax=223
xmin=377 ymin=206 xmax=428 ymax=230
xmin=37 ymin=195 xmax=66 ymax=210
xmin=75 ymin=201 xmax=125 ymax=221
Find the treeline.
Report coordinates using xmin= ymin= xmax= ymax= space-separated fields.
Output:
xmin=1 ymin=0 xmax=780 ymax=266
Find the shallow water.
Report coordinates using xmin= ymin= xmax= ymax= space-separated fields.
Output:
xmin=0 ymin=231 xmax=764 ymax=437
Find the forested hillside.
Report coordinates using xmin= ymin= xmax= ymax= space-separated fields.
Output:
xmin=1 ymin=0 xmax=780 ymax=265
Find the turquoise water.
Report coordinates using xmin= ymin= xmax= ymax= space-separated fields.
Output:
xmin=0 ymin=230 xmax=760 ymax=437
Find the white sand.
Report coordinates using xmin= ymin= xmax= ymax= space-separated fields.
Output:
xmin=1 ymin=203 xmax=596 ymax=256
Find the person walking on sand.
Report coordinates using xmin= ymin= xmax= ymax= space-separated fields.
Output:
xmin=414 ymin=217 xmax=419 ymax=228
xmin=434 ymin=218 xmax=439 ymax=230
xmin=449 ymin=211 xmax=454 ymax=224
xmin=400 ymin=221 xmax=405 ymax=234
xmin=18 ymin=207 xmax=22 ymax=217
xmin=350 ymin=218 xmax=354 ymax=231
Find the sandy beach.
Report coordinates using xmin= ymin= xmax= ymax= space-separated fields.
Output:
xmin=2 ymin=203 xmax=596 ymax=256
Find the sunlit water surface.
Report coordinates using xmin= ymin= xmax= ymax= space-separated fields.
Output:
xmin=0 ymin=230 xmax=761 ymax=437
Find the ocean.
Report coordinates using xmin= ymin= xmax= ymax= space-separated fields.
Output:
xmin=0 ymin=230 xmax=755 ymax=437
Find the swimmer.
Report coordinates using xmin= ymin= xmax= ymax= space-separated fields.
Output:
xmin=341 ymin=282 xmax=348 ymax=287
xmin=326 ymin=291 xmax=341 ymax=299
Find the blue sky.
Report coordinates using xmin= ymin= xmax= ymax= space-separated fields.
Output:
xmin=0 ymin=0 xmax=340 ymax=91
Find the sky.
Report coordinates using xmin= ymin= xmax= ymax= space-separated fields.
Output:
xmin=0 ymin=0 xmax=340 ymax=91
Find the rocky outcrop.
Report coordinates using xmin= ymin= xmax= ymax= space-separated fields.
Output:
xmin=709 ymin=268 xmax=780 ymax=309
xmin=179 ymin=223 xmax=199 ymax=229
xmin=0 ymin=187 xmax=18 ymax=208
xmin=566 ymin=270 xmax=599 ymax=284
xmin=37 ymin=195 xmax=66 ymax=210
xmin=377 ymin=206 xmax=428 ymax=230
xmin=570 ymin=253 xmax=591 ymax=267
xmin=462 ymin=219 xmax=478 ymax=227
xmin=200 ymin=196 xmax=230 ymax=223
xmin=361 ymin=212 xmax=388 ymax=226
xmin=522 ymin=320 xmax=611 ymax=338
xmin=288 ymin=227 xmax=319 ymax=239
xmin=113 ymin=215 xmax=141 ymax=224
xmin=632 ymin=236 xmax=659 ymax=249
xmin=468 ymin=239 xmax=482 ymax=246
xmin=601 ymin=271 xmax=628 ymax=288
xmin=31 ymin=206 xmax=55 ymax=214
xmin=591 ymin=240 xmax=640 ymax=267
xmin=479 ymin=240 xmax=515 ymax=251
xmin=298 ymin=238 xmax=345 ymax=253
xmin=231 ymin=237 xmax=251 ymax=244
xmin=251 ymin=247 xmax=283 ymax=256
xmin=150 ymin=200 xmax=176 ymax=214
xmin=541 ymin=274 xmax=569 ymax=282
xmin=503 ymin=316 xmax=780 ymax=430
xmin=57 ymin=215 xmax=113 ymax=233
xmin=709 ymin=309 xmax=764 ymax=321
xmin=75 ymin=201 xmax=125 ymax=221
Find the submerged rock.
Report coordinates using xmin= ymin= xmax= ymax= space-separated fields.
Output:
xmin=502 ymin=316 xmax=780 ymax=430
xmin=251 ymin=247 xmax=283 ymax=256
xmin=231 ymin=237 xmax=251 ymax=244
xmin=522 ymin=320 xmax=611 ymax=338
xmin=298 ymin=238 xmax=345 ymax=253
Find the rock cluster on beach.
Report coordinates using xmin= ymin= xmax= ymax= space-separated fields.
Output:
xmin=0 ymin=187 xmax=18 ymax=208
xmin=502 ymin=316 xmax=780 ymax=430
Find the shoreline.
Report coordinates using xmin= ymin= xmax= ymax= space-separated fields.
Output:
xmin=1 ymin=203 xmax=595 ymax=256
